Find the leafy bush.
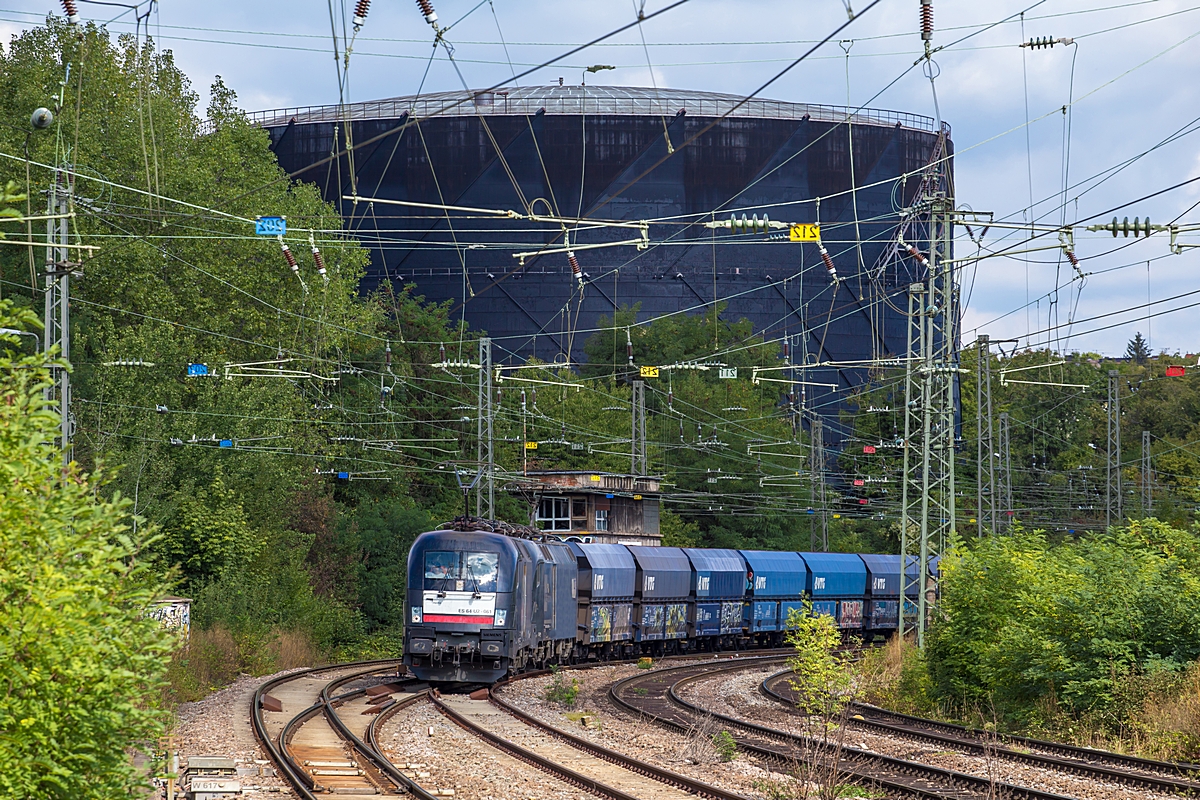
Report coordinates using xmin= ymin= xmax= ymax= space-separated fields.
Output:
xmin=0 ymin=302 xmax=172 ymax=798
xmin=928 ymin=521 xmax=1200 ymax=731
xmin=712 ymin=729 xmax=737 ymax=762
xmin=544 ymin=666 xmax=581 ymax=706
xmin=637 ymin=657 xmax=654 ymax=669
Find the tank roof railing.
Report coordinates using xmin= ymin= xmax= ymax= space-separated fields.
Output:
xmin=239 ymin=87 xmax=945 ymax=135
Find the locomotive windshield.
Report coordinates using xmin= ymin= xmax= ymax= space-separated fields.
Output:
xmin=423 ymin=551 xmax=499 ymax=591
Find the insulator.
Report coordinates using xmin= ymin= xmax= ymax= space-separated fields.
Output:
xmin=626 ymin=329 xmax=633 ymax=364
xmin=963 ymin=223 xmax=975 ymax=241
xmin=439 ymin=342 xmax=446 ymax=362
xmin=521 ymin=389 xmax=527 ymax=409
xmin=668 ymin=389 xmax=674 ymax=409
xmin=280 ymin=241 xmax=299 ymax=274
xmin=1065 ymin=249 xmax=1080 ymax=269
xmin=904 ymin=243 xmax=930 ymax=268
xmin=531 ymin=388 xmax=537 ymax=407
xmin=61 ymin=0 xmax=79 ymax=24
xmin=679 ymin=419 xmax=685 ymax=442
xmin=353 ymin=0 xmax=371 ymax=29
xmin=415 ymin=0 xmax=438 ymax=25
xmin=384 ymin=343 xmax=392 ymax=368
xmin=568 ymin=251 xmax=583 ymax=286
xmin=818 ymin=243 xmax=839 ymax=282
xmin=311 ymin=243 xmax=328 ymax=281
xmin=1022 ymin=35 xmax=1064 ymax=49
xmin=1105 ymin=216 xmax=1152 ymax=238
xmin=920 ymin=0 xmax=933 ymax=41
xmin=782 ymin=339 xmax=789 ymax=360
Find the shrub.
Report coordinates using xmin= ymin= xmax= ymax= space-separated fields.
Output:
xmin=637 ymin=657 xmax=654 ymax=669
xmin=712 ymin=729 xmax=737 ymax=762
xmin=544 ymin=666 xmax=581 ymax=707
xmin=0 ymin=301 xmax=172 ymax=798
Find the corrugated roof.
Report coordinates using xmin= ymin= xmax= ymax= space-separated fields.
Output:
xmin=247 ymin=85 xmax=940 ymax=133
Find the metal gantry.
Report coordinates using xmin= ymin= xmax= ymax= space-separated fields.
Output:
xmin=44 ymin=168 xmax=73 ymax=468
xmin=975 ymin=335 xmax=995 ymax=536
xmin=631 ymin=379 xmax=647 ymax=475
xmin=810 ymin=414 xmax=828 ymax=551
xmin=1106 ymin=369 xmax=1122 ymax=528
xmin=899 ymin=194 xmax=957 ymax=646
xmin=475 ymin=337 xmax=494 ymax=518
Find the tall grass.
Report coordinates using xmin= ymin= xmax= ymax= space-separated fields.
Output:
xmin=163 ymin=626 xmax=322 ymax=705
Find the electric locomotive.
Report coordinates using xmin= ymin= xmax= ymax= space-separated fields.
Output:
xmin=404 ymin=526 xmax=578 ymax=683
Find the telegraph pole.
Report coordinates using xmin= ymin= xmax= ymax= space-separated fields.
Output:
xmin=899 ymin=193 xmax=956 ymax=646
xmin=1106 ymin=370 xmax=1121 ymax=528
xmin=631 ymin=379 xmax=647 ymax=475
xmin=475 ymin=337 xmax=494 ymax=518
xmin=810 ymin=414 xmax=827 ymax=551
xmin=44 ymin=167 xmax=73 ymax=468
xmin=997 ymin=411 xmax=1012 ymax=528
xmin=976 ymin=335 xmax=995 ymax=536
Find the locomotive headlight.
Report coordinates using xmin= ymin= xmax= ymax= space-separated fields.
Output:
xmin=494 ymin=609 xmax=507 ymax=627
xmin=411 ymin=607 xmax=422 ymax=624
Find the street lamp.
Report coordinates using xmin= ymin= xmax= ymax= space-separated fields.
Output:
xmin=0 ymin=328 xmax=40 ymax=351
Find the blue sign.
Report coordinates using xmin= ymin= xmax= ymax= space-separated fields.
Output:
xmin=337 ymin=471 xmax=350 ymax=480
xmin=219 ymin=439 xmax=233 ymax=448
xmin=187 ymin=363 xmax=209 ymax=377
xmin=806 ymin=508 xmax=815 ymax=515
xmin=255 ymin=216 xmax=286 ymax=236
xmin=605 ymin=493 xmax=614 ymax=499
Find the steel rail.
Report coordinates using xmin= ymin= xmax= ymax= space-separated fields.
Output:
xmin=429 ymin=691 xmax=646 ymax=800
xmin=488 ymin=671 xmax=753 ymax=800
xmin=759 ymin=669 xmax=1200 ymax=795
xmin=610 ymin=658 xmax=1077 ymax=800
xmin=320 ymin=673 xmax=440 ymax=799
xmin=250 ymin=659 xmax=409 ymax=800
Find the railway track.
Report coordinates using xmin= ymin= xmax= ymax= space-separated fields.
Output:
xmin=252 ymin=660 xmax=439 ymax=799
xmin=610 ymin=657 xmax=1085 ymax=800
xmin=427 ymin=664 xmax=756 ymax=800
xmin=759 ymin=668 xmax=1200 ymax=796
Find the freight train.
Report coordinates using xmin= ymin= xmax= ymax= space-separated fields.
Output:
xmin=403 ymin=522 xmax=936 ymax=683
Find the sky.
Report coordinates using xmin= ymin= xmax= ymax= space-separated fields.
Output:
xmin=3 ymin=0 xmax=1200 ymax=357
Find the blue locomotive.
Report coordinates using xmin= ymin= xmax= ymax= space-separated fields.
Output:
xmin=403 ymin=522 xmax=935 ymax=683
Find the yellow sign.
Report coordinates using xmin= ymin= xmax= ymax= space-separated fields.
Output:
xmin=639 ymin=365 xmax=659 ymax=378
xmin=590 ymin=475 xmax=601 ymax=481
xmin=789 ymin=223 xmax=820 ymax=242
xmin=633 ymin=494 xmax=642 ymax=501
xmin=832 ymin=513 xmax=842 ymax=519
xmin=524 ymin=441 xmax=538 ymax=450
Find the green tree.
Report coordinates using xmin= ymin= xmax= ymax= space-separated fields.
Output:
xmin=1127 ymin=332 xmax=1150 ymax=364
xmin=0 ymin=300 xmax=171 ymax=799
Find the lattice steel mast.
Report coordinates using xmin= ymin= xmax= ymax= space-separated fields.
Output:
xmin=1106 ymin=370 xmax=1122 ymax=528
xmin=975 ymin=335 xmax=995 ymax=536
xmin=475 ymin=337 xmax=494 ymax=518
xmin=899 ymin=194 xmax=956 ymax=646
